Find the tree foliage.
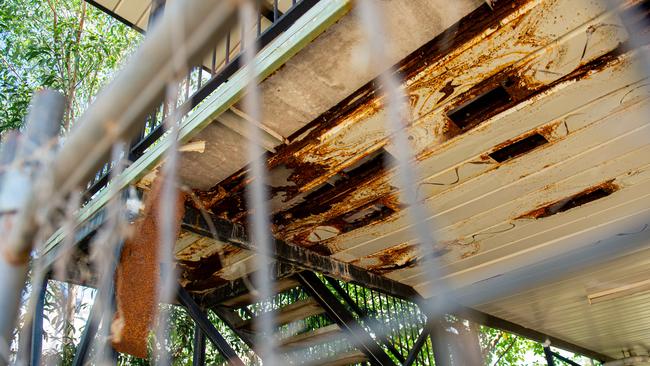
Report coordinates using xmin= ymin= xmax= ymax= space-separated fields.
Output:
xmin=0 ymin=0 xmax=140 ymax=133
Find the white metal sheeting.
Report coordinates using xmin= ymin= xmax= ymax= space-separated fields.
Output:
xmin=174 ymin=0 xmax=650 ymax=358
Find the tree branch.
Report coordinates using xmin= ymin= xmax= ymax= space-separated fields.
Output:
xmin=0 ymin=53 xmax=28 ymax=85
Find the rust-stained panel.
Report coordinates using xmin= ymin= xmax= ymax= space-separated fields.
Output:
xmin=173 ymin=0 xmax=650 ymax=358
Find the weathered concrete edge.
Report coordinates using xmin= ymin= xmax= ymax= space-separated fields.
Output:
xmin=43 ymin=0 xmax=353 ymax=256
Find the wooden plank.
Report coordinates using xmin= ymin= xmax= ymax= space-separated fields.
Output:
xmin=43 ymin=0 xmax=353 ymax=256
xmin=278 ymin=324 xmax=343 ymax=351
xmin=236 ymin=298 xmax=324 ymax=330
xmin=306 ymin=350 xmax=368 ymax=366
xmin=221 ymin=277 xmax=300 ymax=308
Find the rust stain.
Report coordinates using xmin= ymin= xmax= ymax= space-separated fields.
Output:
xmin=517 ymin=180 xmax=619 ymax=219
xmin=112 ymin=176 xmax=186 ymax=358
xmin=192 ymin=0 xmax=537 ymax=228
xmin=184 ymin=0 xmax=635 ymax=282
xmin=355 ymin=242 xmax=420 ymax=275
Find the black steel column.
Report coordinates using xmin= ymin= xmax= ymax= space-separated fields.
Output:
xmin=192 ymin=325 xmax=206 ymax=366
xmin=544 ymin=346 xmax=557 ymax=366
xmin=549 ymin=350 xmax=582 ymax=366
xmin=297 ymin=271 xmax=396 ymax=366
xmin=29 ymin=279 xmax=47 ymax=366
xmin=177 ymin=287 xmax=244 ymax=366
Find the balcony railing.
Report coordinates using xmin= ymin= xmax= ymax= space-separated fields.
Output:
xmin=84 ymin=0 xmax=319 ymax=201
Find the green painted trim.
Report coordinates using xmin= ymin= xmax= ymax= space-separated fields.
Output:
xmin=44 ymin=0 xmax=352 ymax=254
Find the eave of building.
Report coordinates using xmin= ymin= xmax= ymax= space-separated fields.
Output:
xmin=47 ymin=0 xmax=650 ymax=360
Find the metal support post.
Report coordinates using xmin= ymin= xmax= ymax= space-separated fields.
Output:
xmin=30 ymin=279 xmax=47 ymax=366
xmin=296 ymin=271 xmax=396 ymax=366
xmin=544 ymin=346 xmax=557 ymax=366
xmin=177 ymin=287 xmax=244 ymax=366
xmin=192 ymin=325 xmax=206 ymax=366
xmin=0 ymin=90 xmax=64 ymax=359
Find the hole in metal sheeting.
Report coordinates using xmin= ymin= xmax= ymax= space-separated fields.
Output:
xmin=518 ymin=181 xmax=618 ymax=219
xmin=447 ymin=85 xmax=512 ymax=130
xmin=489 ymin=133 xmax=549 ymax=163
xmin=340 ymin=201 xmax=396 ymax=233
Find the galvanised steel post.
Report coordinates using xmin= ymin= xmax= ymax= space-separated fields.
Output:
xmin=0 ymin=90 xmax=64 ymax=362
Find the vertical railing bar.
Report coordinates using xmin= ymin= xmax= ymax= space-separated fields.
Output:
xmin=403 ymin=325 xmax=430 ymax=366
xmin=257 ymin=7 xmax=262 ymax=36
xmin=274 ymin=0 xmax=279 ymax=22
xmin=162 ymin=97 xmax=169 ymax=120
xmin=211 ymin=47 xmax=217 ymax=76
xmin=192 ymin=323 xmax=206 ymax=366
xmin=386 ymin=297 xmax=408 ymax=354
xmin=28 ymin=278 xmax=47 ymax=366
xmin=391 ymin=296 xmax=408 ymax=357
xmin=240 ymin=22 xmax=245 ymax=54
xmin=391 ymin=297 xmax=409 ymax=353
xmin=225 ymin=31 xmax=231 ymax=64
xmin=378 ymin=292 xmax=398 ymax=358
xmin=185 ymin=72 xmax=191 ymax=100
xmin=197 ymin=66 xmax=203 ymax=89
xmin=400 ymin=298 xmax=418 ymax=360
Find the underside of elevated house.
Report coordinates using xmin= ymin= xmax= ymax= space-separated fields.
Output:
xmin=39 ymin=0 xmax=650 ymax=364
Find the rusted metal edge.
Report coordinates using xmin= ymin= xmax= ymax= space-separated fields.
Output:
xmin=181 ymin=205 xmax=419 ymax=301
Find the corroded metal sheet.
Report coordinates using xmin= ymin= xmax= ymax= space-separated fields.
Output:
xmin=188 ymin=0 xmax=642 ymax=266
xmin=175 ymin=0 xmax=650 ymax=357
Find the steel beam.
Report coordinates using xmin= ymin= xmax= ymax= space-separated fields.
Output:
xmin=544 ymin=346 xmax=557 ymax=366
xmin=29 ymin=279 xmax=47 ymax=366
xmin=197 ymin=262 xmax=297 ymax=308
xmin=192 ymin=325 xmax=206 ymax=366
xmin=177 ymin=287 xmax=244 ymax=366
xmin=550 ymin=350 xmax=582 ymax=366
xmin=403 ymin=326 xmax=429 ymax=366
xmin=211 ymin=306 xmax=258 ymax=352
xmin=296 ymin=271 xmax=396 ymax=366
xmin=324 ymin=276 xmax=405 ymax=363
xmin=182 ymin=206 xmax=418 ymax=301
